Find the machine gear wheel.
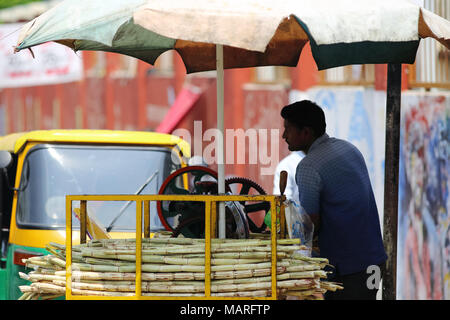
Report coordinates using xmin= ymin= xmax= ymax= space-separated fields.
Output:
xmin=156 ymin=166 xmax=219 ymax=232
xmin=224 ymin=177 xmax=270 ymax=233
xmin=157 ymin=166 xmax=269 ymax=237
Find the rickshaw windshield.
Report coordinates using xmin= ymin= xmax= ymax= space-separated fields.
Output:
xmin=16 ymin=144 xmax=178 ymax=231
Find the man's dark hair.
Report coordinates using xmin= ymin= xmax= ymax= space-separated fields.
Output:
xmin=280 ymin=100 xmax=326 ymax=137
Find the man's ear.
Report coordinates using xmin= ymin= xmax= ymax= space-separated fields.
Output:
xmin=303 ymin=126 xmax=315 ymax=138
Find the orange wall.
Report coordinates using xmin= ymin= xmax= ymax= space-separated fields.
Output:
xmin=0 ymin=47 xmax=399 ymax=195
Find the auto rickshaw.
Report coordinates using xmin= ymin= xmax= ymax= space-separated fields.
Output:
xmin=0 ymin=129 xmax=190 ymax=300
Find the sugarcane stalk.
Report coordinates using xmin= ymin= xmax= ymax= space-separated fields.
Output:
xmin=70 ymin=288 xmax=134 ymax=297
xmin=29 ymin=282 xmax=66 ymax=295
xmin=213 ymin=290 xmax=271 ymax=297
xmin=80 ymin=238 xmax=305 ymax=250
xmin=57 ymin=270 xmax=204 ymax=281
xmin=210 ymin=272 xmax=312 ymax=285
xmin=19 ymin=285 xmax=32 ymax=293
xmin=83 ymin=257 xmax=136 ymax=266
xmin=51 ymin=277 xmax=318 ymax=294
xmin=276 ymin=279 xmax=319 ymax=289
xmin=45 ymin=244 xmax=64 ymax=260
xmin=79 ymin=249 xmax=283 ymax=262
xmin=28 ymin=274 xmax=66 ymax=282
xmin=47 ymin=242 xmax=66 ymax=251
xmin=63 ymin=238 xmax=303 ymax=253
xmin=303 ymin=294 xmax=325 ymax=300
xmin=46 ymin=256 xmax=66 ymax=269
xmin=17 ymin=235 xmax=342 ymax=300
xmin=28 ymin=293 xmax=39 ymax=300
xmin=285 ymin=264 xmax=321 ymax=272
xmin=53 ymin=280 xmax=206 ymax=293
xmin=142 ymin=292 xmax=204 ymax=297
xmin=18 ymin=272 xmax=30 ymax=282
xmin=56 ymin=266 xmax=287 ymax=282
xmin=209 ymin=252 xmax=287 ymax=259
xmin=25 ymin=268 xmax=321 ymax=288
xmin=249 ymin=232 xmax=271 ymax=239
xmin=82 ymin=279 xmax=202 ymax=286
xmin=25 ymin=259 xmax=53 ymax=269
xmin=320 ymin=281 xmax=344 ymax=292
xmin=71 ymin=262 xmax=136 ymax=273
xmin=83 ymin=253 xmax=269 ymax=266
xmin=93 ymin=238 xmax=300 ymax=246
xmin=291 ymin=252 xmax=329 ymax=264
xmin=79 ymin=243 xmax=305 ymax=256
xmin=18 ymin=292 xmax=32 ymax=300
xmin=30 ymin=268 xmax=60 ymax=275
xmin=69 ymin=261 xmax=284 ymax=273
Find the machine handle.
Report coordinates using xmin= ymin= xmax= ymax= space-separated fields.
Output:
xmin=279 ymin=170 xmax=288 ymax=196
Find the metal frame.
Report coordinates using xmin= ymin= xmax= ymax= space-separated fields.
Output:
xmin=65 ymin=194 xmax=284 ymax=300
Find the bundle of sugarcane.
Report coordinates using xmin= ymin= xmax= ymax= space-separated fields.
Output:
xmin=18 ymin=235 xmax=343 ymax=300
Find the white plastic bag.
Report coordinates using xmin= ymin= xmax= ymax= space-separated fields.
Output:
xmin=284 ymin=200 xmax=314 ymax=256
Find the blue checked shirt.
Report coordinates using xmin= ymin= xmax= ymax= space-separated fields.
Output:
xmin=295 ymin=133 xmax=387 ymax=275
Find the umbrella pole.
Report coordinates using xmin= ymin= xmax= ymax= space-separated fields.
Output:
xmin=382 ymin=63 xmax=401 ymax=300
xmin=216 ymin=44 xmax=226 ymax=239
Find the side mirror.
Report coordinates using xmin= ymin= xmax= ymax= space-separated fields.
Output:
xmin=0 ymin=151 xmax=12 ymax=169
xmin=188 ymin=155 xmax=208 ymax=167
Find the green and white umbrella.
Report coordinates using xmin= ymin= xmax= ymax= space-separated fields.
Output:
xmin=16 ymin=0 xmax=449 ymax=71
xmin=15 ymin=0 xmax=450 ymax=299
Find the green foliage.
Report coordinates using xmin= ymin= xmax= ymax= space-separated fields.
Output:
xmin=0 ymin=0 xmax=42 ymax=10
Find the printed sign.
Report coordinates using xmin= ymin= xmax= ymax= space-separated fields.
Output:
xmin=0 ymin=23 xmax=83 ymax=88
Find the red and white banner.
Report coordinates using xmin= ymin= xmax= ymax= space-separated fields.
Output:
xmin=0 ymin=23 xmax=83 ymax=88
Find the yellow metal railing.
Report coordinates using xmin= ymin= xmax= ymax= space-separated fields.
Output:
xmin=65 ymin=194 xmax=285 ymax=300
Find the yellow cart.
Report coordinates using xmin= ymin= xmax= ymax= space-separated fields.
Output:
xmin=65 ymin=194 xmax=286 ymax=300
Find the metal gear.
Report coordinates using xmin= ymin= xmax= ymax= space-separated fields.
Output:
xmin=225 ymin=177 xmax=267 ymax=196
xmin=156 ymin=166 xmax=219 ymax=232
xmin=171 ymin=205 xmax=248 ymax=239
xmin=224 ymin=177 xmax=270 ymax=233
xmin=157 ymin=166 xmax=269 ymax=237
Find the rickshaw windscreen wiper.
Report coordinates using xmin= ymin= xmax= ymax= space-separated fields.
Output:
xmin=106 ymin=170 xmax=159 ymax=232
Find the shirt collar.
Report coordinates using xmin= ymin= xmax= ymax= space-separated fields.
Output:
xmin=308 ymin=133 xmax=329 ymax=154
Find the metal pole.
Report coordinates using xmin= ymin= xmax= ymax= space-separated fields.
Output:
xmin=216 ymin=44 xmax=226 ymax=239
xmin=382 ymin=63 xmax=401 ymax=300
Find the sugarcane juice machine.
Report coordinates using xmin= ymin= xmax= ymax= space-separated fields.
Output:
xmin=156 ymin=166 xmax=277 ymax=239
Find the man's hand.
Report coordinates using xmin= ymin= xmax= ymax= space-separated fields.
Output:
xmin=309 ymin=213 xmax=320 ymax=238
xmin=309 ymin=213 xmax=320 ymax=255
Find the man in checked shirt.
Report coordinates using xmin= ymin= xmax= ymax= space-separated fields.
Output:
xmin=280 ymin=100 xmax=387 ymax=300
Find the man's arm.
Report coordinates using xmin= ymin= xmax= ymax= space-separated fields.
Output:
xmin=296 ymin=165 xmax=322 ymax=238
xmin=309 ymin=213 xmax=320 ymax=255
xmin=308 ymin=213 xmax=320 ymax=235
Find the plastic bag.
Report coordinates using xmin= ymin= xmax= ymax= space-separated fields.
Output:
xmin=263 ymin=207 xmax=279 ymax=230
xmin=284 ymin=200 xmax=314 ymax=256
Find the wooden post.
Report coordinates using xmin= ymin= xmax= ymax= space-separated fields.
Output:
xmin=382 ymin=63 xmax=401 ymax=300
xmin=80 ymin=200 xmax=87 ymax=244
xmin=144 ymin=200 xmax=150 ymax=238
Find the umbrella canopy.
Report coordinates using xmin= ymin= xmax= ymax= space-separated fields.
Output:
xmin=14 ymin=0 xmax=450 ymax=299
xmin=16 ymin=0 xmax=449 ymax=73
